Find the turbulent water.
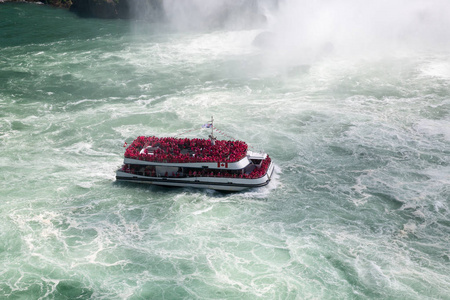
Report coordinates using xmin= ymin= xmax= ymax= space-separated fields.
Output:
xmin=1 ymin=2 xmax=450 ymax=299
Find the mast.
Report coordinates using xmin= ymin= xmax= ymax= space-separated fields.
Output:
xmin=209 ymin=116 xmax=216 ymax=145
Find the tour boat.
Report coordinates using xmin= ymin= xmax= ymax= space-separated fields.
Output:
xmin=116 ymin=118 xmax=274 ymax=191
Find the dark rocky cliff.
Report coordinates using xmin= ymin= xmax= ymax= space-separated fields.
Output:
xmin=2 ymin=0 xmax=278 ymax=27
xmin=69 ymin=0 xmax=167 ymax=19
xmin=1 ymin=0 xmax=73 ymax=9
xmin=70 ymin=0 xmax=133 ymax=19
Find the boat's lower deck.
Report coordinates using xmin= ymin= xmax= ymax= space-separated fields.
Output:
xmin=116 ymin=162 xmax=274 ymax=192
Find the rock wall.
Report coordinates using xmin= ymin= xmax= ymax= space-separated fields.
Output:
xmin=69 ymin=0 xmax=165 ymax=19
xmin=1 ymin=0 xmax=72 ymax=9
xmin=2 ymin=0 xmax=278 ymax=26
xmin=70 ymin=0 xmax=132 ymax=18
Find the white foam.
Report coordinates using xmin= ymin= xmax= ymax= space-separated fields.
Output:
xmin=420 ymin=61 xmax=450 ymax=79
xmin=192 ymin=206 xmax=213 ymax=215
xmin=415 ymin=119 xmax=450 ymax=141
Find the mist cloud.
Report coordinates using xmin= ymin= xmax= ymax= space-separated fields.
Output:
xmin=130 ymin=0 xmax=278 ymax=30
xmin=264 ymin=0 xmax=450 ymax=63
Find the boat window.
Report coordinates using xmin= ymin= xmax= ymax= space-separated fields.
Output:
xmin=251 ymin=159 xmax=262 ymax=165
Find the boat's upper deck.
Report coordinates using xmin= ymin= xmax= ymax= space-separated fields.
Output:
xmin=124 ymin=136 xmax=248 ymax=164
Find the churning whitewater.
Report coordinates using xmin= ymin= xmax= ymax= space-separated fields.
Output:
xmin=1 ymin=1 xmax=449 ymax=299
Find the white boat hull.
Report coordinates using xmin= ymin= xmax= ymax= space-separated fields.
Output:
xmin=116 ymin=161 xmax=275 ymax=192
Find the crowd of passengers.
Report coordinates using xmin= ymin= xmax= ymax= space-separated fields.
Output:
xmin=121 ymin=156 xmax=271 ymax=179
xmin=124 ymin=136 xmax=248 ymax=163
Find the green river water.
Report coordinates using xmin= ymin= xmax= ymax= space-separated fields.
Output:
xmin=1 ymin=2 xmax=449 ymax=299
